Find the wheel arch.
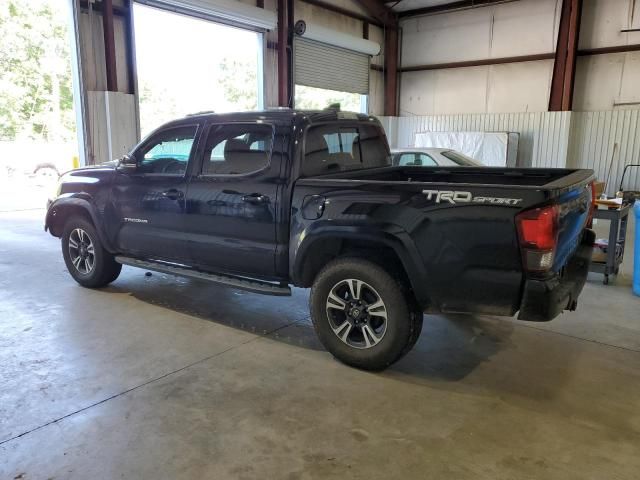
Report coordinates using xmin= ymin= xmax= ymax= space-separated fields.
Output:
xmin=291 ymin=230 xmax=429 ymax=309
xmin=46 ymin=197 xmax=115 ymax=253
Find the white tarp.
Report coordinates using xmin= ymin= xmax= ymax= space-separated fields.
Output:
xmin=414 ymin=131 xmax=509 ymax=167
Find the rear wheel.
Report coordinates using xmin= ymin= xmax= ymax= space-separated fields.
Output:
xmin=61 ymin=216 xmax=122 ymax=288
xmin=310 ymin=257 xmax=423 ymax=371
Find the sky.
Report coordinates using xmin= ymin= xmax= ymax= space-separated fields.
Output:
xmin=133 ymin=3 xmax=259 ymax=117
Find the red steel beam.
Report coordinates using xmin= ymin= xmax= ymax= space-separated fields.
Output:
xmin=577 ymin=43 xmax=640 ymax=56
xmin=549 ymin=0 xmax=582 ymax=111
xmin=384 ymin=27 xmax=398 ymax=116
xmin=277 ymin=0 xmax=289 ymax=107
xmin=561 ymin=0 xmax=581 ymax=110
xmin=102 ymin=0 xmax=118 ymax=92
xmin=398 ymin=52 xmax=555 ymax=72
xmin=351 ymin=0 xmax=398 ymax=115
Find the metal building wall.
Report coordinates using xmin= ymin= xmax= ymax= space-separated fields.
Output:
xmin=380 ymin=109 xmax=640 ymax=196
xmin=379 ymin=112 xmax=572 ymax=168
xmin=397 ymin=0 xmax=640 ymax=117
xmin=569 ymin=110 xmax=640 ymax=195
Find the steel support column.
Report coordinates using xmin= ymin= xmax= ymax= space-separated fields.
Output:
xmin=384 ymin=27 xmax=398 ymax=116
xmin=102 ymin=0 xmax=118 ymax=92
xmin=549 ymin=0 xmax=582 ymax=111
xmin=277 ymin=0 xmax=290 ymax=107
xmin=351 ymin=0 xmax=398 ymax=115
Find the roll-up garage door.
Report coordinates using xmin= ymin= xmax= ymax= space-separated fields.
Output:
xmin=294 ymin=37 xmax=370 ymax=95
xmin=136 ymin=0 xmax=277 ymax=31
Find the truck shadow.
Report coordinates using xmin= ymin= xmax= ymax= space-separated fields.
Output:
xmin=105 ymin=268 xmax=515 ymax=383
xmin=392 ymin=313 xmax=513 ymax=382
xmin=105 ymin=271 xmax=582 ymax=404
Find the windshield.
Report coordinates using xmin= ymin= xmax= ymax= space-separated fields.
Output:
xmin=440 ymin=150 xmax=483 ymax=167
xmin=303 ymin=123 xmax=391 ymax=176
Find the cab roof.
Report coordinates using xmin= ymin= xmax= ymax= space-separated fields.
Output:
xmin=167 ymin=109 xmax=379 ymax=128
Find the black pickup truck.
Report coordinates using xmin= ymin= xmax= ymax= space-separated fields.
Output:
xmin=45 ymin=110 xmax=596 ymax=370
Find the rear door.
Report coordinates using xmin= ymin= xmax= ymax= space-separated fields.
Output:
xmin=183 ymin=122 xmax=282 ymax=278
xmin=110 ymin=124 xmax=200 ymax=261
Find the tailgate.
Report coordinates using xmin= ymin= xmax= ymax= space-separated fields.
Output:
xmin=549 ymin=180 xmax=594 ymax=272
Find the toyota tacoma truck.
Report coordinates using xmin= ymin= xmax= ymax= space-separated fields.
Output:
xmin=45 ymin=109 xmax=596 ymax=370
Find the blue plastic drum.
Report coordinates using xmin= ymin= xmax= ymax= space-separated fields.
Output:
xmin=634 ymin=201 xmax=640 ymax=296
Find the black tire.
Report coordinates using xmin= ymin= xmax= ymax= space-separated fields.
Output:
xmin=310 ymin=257 xmax=423 ymax=371
xmin=61 ymin=216 xmax=122 ymax=288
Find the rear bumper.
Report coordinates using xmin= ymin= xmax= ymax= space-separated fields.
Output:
xmin=518 ymin=229 xmax=595 ymax=322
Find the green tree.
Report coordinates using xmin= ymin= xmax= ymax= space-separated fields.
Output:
xmin=0 ymin=0 xmax=76 ymax=142
xmin=218 ymin=56 xmax=258 ymax=111
xmin=295 ymin=85 xmax=362 ymax=112
xmin=138 ymin=80 xmax=180 ymax=137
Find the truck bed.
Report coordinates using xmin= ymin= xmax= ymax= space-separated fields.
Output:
xmin=302 ymin=166 xmax=593 ymax=190
xmin=292 ymin=165 xmax=595 ymax=319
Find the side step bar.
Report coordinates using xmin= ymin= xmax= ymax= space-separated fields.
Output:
xmin=115 ymin=256 xmax=291 ymax=296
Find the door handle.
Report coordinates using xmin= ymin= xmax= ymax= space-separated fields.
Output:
xmin=242 ymin=193 xmax=269 ymax=204
xmin=161 ymin=189 xmax=184 ymax=200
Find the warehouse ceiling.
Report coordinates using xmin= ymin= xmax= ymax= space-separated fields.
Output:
xmin=384 ymin=0 xmax=452 ymax=12
xmin=384 ymin=0 xmax=520 ymax=14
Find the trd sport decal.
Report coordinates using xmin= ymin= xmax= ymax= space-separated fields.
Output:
xmin=123 ymin=217 xmax=149 ymax=223
xmin=422 ymin=190 xmax=523 ymax=206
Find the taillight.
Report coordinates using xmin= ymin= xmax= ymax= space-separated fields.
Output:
xmin=586 ymin=181 xmax=596 ymax=228
xmin=516 ymin=205 xmax=559 ymax=272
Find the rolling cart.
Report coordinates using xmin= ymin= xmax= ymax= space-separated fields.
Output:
xmin=589 ymin=164 xmax=639 ymax=284
xmin=589 ymin=203 xmax=631 ymax=284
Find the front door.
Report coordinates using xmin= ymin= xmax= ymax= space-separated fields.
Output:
xmin=184 ymin=122 xmax=280 ymax=278
xmin=110 ymin=124 xmax=200 ymax=261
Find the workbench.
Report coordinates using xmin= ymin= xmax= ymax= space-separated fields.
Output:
xmin=589 ymin=202 xmax=631 ymax=284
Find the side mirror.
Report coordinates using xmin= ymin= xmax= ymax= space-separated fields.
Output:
xmin=116 ymin=154 xmax=137 ymax=173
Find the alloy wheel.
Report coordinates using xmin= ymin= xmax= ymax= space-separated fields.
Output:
xmin=68 ymin=228 xmax=95 ymax=275
xmin=325 ymin=278 xmax=388 ymax=349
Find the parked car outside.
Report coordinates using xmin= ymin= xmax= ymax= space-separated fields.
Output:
xmin=391 ymin=148 xmax=483 ymax=167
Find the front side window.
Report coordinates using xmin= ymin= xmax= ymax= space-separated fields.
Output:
xmin=397 ymin=153 xmax=417 ymax=166
xmin=303 ymin=124 xmax=389 ymax=176
xmin=396 ymin=152 xmax=437 ymax=166
xmin=136 ymin=125 xmax=198 ymax=175
xmin=202 ymin=124 xmax=273 ymax=175
xmin=417 ymin=153 xmax=437 ymax=166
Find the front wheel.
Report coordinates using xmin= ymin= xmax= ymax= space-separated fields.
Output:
xmin=61 ymin=216 xmax=122 ymax=288
xmin=310 ymin=258 xmax=423 ymax=371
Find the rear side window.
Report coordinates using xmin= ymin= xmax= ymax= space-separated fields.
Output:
xmin=324 ymin=128 xmax=359 ymax=156
xmin=440 ymin=150 xmax=483 ymax=167
xmin=202 ymin=124 xmax=273 ymax=176
xmin=303 ymin=124 xmax=390 ymax=176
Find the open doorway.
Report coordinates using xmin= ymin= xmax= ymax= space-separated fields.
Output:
xmin=0 ymin=0 xmax=79 ymax=211
xmin=133 ymin=3 xmax=263 ymax=137
xmin=295 ymin=85 xmax=367 ymax=113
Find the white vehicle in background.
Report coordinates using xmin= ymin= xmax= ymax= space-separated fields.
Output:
xmin=0 ymin=142 xmax=77 ymax=182
xmin=0 ymin=142 xmax=77 ymax=211
xmin=391 ymin=148 xmax=484 ymax=167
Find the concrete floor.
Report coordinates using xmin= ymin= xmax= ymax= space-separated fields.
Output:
xmin=1 ymin=208 xmax=639 ymax=480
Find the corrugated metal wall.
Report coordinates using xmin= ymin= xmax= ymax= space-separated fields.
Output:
xmin=379 ymin=110 xmax=640 ymax=195
xmin=569 ymin=110 xmax=640 ymax=195
xmin=379 ymin=112 xmax=572 ymax=168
